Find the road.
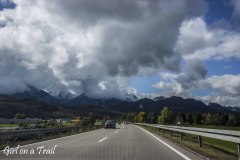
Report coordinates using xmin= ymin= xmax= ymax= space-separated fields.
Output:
xmin=0 ymin=124 xmax=206 ymax=160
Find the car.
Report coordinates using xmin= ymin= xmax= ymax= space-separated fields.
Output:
xmin=104 ymin=120 xmax=116 ymax=129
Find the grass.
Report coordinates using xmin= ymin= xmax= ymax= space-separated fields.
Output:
xmin=62 ymin=122 xmax=76 ymax=127
xmin=143 ymin=126 xmax=239 ymax=160
xmin=0 ymin=124 xmax=18 ymax=127
xmin=203 ymin=137 xmax=237 ymax=154
xmin=187 ymin=125 xmax=239 ymax=154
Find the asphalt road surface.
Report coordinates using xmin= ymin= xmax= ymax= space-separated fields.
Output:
xmin=0 ymin=124 xmax=206 ymax=160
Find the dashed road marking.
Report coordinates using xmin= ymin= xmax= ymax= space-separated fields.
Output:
xmin=98 ymin=137 xmax=108 ymax=142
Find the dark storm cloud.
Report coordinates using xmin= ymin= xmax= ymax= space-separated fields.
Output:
xmin=178 ymin=59 xmax=207 ymax=90
xmin=0 ymin=0 xmax=207 ymax=97
xmin=48 ymin=0 xmax=144 ymax=25
xmin=154 ymin=59 xmax=207 ymax=96
xmin=49 ymin=0 xmax=206 ymax=25
xmin=0 ymin=51 xmax=62 ymax=94
xmin=47 ymin=0 xmax=207 ymax=76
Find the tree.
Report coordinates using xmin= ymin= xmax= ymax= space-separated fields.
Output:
xmin=87 ymin=112 xmax=96 ymax=125
xmin=81 ymin=117 xmax=89 ymax=126
xmin=18 ymin=122 xmax=24 ymax=128
xmin=136 ymin=112 xmax=146 ymax=123
xmin=212 ymin=113 xmax=223 ymax=125
xmin=117 ymin=115 xmax=126 ymax=123
xmin=186 ymin=113 xmax=193 ymax=125
xmin=75 ymin=117 xmax=81 ymax=126
xmin=193 ymin=113 xmax=202 ymax=124
xmin=103 ymin=114 xmax=110 ymax=123
xmin=158 ymin=107 xmax=172 ymax=125
xmin=176 ymin=113 xmax=186 ymax=125
xmin=15 ymin=113 xmax=26 ymax=119
xmin=227 ymin=114 xmax=240 ymax=126
xmin=204 ymin=113 xmax=213 ymax=125
xmin=147 ymin=112 xmax=157 ymax=124
xmin=126 ymin=113 xmax=135 ymax=122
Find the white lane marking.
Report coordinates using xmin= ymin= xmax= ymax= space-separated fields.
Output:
xmin=137 ymin=126 xmax=191 ymax=160
xmin=98 ymin=137 xmax=108 ymax=142
xmin=114 ymin=131 xmax=118 ymax=133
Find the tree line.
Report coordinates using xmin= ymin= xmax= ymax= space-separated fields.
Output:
xmin=118 ymin=107 xmax=240 ymax=126
xmin=13 ymin=107 xmax=240 ymax=127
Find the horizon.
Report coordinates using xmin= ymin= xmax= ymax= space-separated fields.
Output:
xmin=6 ymin=85 xmax=239 ymax=108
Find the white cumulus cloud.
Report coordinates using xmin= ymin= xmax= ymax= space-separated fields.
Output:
xmin=177 ymin=18 xmax=240 ymax=60
xmin=0 ymin=0 xmax=206 ymax=97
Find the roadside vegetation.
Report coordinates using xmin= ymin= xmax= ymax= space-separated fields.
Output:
xmin=0 ymin=112 xmax=103 ymax=149
xmin=123 ymin=107 xmax=239 ymax=160
xmin=127 ymin=107 xmax=240 ymax=127
xmin=145 ymin=126 xmax=237 ymax=160
xmin=0 ymin=124 xmax=18 ymax=127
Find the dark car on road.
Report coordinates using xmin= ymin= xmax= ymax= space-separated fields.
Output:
xmin=104 ymin=120 xmax=116 ymax=129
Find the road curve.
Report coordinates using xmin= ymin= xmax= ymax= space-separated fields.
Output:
xmin=0 ymin=124 xmax=206 ymax=160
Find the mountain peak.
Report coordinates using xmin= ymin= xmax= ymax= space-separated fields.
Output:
xmin=125 ymin=94 xmax=138 ymax=101
xmin=153 ymin=96 xmax=166 ymax=101
xmin=57 ymin=91 xmax=77 ymax=99
xmin=13 ymin=86 xmax=55 ymax=102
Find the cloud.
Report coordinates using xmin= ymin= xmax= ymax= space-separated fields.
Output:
xmin=231 ymin=0 xmax=240 ymax=18
xmin=154 ymin=72 xmax=240 ymax=106
xmin=199 ymin=74 xmax=240 ymax=106
xmin=200 ymin=74 xmax=240 ymax=96
xmin=153 ymin=59 xmax=207 ymax=97
xmin=0 ymin=0 xmax=206 ymax=97
xmin=200 ymin=95 xmax=240 ymax=107
xmin=46 ymin=0 xmax=206 ymax=28
xmin=177 ymin=18 xmax=240 ymax=60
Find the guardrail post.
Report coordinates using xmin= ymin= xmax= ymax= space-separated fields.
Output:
xmin=170 ymin=130 xmax=172 ymax=136
xmin=237 ymin=144 xmax=240 ymax=160
xmin=180 ymin=132 xmax=183 ymax=141
xmin=198 ymin=136 xmax=202 ymax=147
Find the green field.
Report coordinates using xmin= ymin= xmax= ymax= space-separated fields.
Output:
xmin=203 ymin=137 xmax=237 ymax=153
xmin=188 ymin=125 xmax=239 ymax=155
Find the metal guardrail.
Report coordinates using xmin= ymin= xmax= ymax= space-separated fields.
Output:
xmin=137 ymin=123 xmax=240 ymax=160
xmin=156 ymin=125 xmax=240 ymax=137
xmin=0 ymin=125 xmax=102 ymax=138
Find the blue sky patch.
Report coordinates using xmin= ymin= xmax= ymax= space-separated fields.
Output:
xmin=0 ymin=0 xmax=16 ymax=11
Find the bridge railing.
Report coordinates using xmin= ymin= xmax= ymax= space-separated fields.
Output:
xmin=137 ymin=123 xmax=240 ymax=160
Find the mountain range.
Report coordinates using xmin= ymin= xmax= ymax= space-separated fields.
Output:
xmin=0 ymin=87 xmax=239 ymax=118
